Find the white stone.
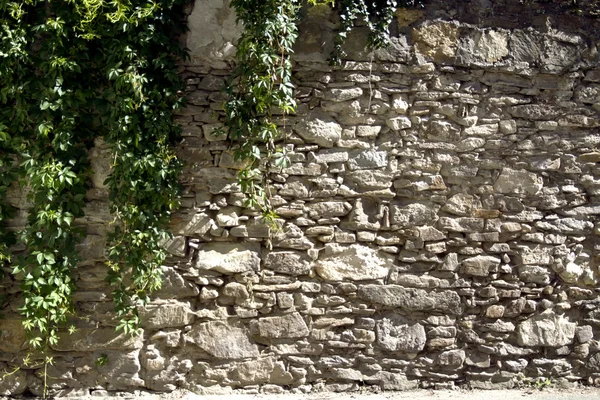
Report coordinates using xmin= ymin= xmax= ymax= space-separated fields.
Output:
xmin=386 ymin=116 xmax=412 ymax=130
xmin=295 ymin=111 xmax=342 ymax=147
xmin=186 ymin=0 xmax=240 ymax=66
xmin=517 ymin=311 xmax=576 ymax=347
xmin=315 ymin=243 xmax=393 ymax=281
xmin=392 ymin=94 xmax=409 ymax=114
xmin=195 ymin=242 xmax=260 ymax=274
xmin=185 ymin=321 xmax=259 ymax=359
xmin=494 ymin=168 xmax=543 ymax=196
xmin=476 ymin=30 xmax=509 ymax=62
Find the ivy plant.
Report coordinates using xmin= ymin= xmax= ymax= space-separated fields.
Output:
xmin=0 ymin=0 xmax=188 ymax=375
xmin=223 ymin=0 xmax=422 ymax=217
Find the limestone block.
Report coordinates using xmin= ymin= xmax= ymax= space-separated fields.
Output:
xmin=442 ymin=194 xmax=476 ymax=216
xmin=509 ymin=29 xmax=543 ymax=64
xmin=155 ymin=267 xmax=200 ymax=298
xmin=250 ymin=312 xmax=309 ymax=339
xmin=460 ymin=255 xmax=501 ymax=276
xmin=185 ymin=321 xmax=259 ymax=359
xmin=386 ymin=116 xmax=412 ymax=131
xmin=391 ymin=202 xmax=439 ymax=228
xmin=306 ymin=201 xmax=351 ymax=218
xmin=294 ymin=111 xmax=342 ymax=147
xmin=52 ymin=328 xmax=143 ymax=351
xmin=516 ymin=311 xmax=576 ymax=347
xmin=229 ymin=357 xmax=294 ymax=386
xmin=325 ymin=87 xmax=363 ymax=102
xmin=0 ymin=319 xmax=27 ymax=353
xmin=88 ymin=137 xmax=111 ymax=189
xmin=413 ymin=21 xmax=459 ymax=62
xmin=140 ymin=302 xmax=195 ymax=329
xmin=97 ymin=349 xmax=142 ymax=387
xmin=358 ymin=285 xmax=462 ymax=315
xmin=347 ymin=149 xmax=388 ymax=170
xmin=0 ymin=368 xmax=27 ymax=395
xmin=264 ymin=251 xmax=312 ymax=275
xmin=195 ymin=242 xmax=260 ymax=274
xmin=315 ymin=243 xmax=393 ymax=281
xmin=345 ymin=170 xmax=393 ymax=191
xmin=171 ymin=213 xmax=213 ymax=236
xmin=186 ymin=0 xmax=240 ymax=66
xmin=375 ymin=313 xmax=426 ymax=352
xmin=493 ymin=168 xmax=543 ymax=196
xmin=438 ymin=349 xmax=466 ymax=367
xmin=508 ymin=104 xmax=562 ymax=120
xmin=159 ymin=235 xmax=187 ymax=257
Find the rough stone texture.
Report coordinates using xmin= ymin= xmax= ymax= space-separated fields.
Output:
xmin=516 ymin=311 xmax=577 ymax=347
xmin=294 ymin=111 xmax=342 ymax=147
xmin=4 ymin=0 xmax=600 ymax=395
xmin=358 ymin=285 xmax=462 ymax=315
xmin=194 ymin=242 xmax=260 ymax=274
xmin=315 ymin=243 xmax=393 ymax=281
xmin=376 ymin=313 xmax=427 ymax=353
xmin=185 ymin=321 xmax=259 ymax=359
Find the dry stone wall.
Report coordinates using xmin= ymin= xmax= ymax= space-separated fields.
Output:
xmin=3 ymin=0 xmax=600 ymax=396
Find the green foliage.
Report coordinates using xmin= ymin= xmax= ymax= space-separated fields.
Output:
xmin=0 ymin=0 xmax=187 ymax=377
xmin=331 ymin=0 xmax=423 ymax=64
xmin=95 ymin=353 xmax=108 ymax=366
xmin=223 ymin=0 xmax=422 ymax=218
xmin=223 ymin=0 xmax=299 ymax=219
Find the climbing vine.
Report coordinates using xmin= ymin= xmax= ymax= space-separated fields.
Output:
xmin=222 ymin=0 xmax=422 ymax=218
xmin=0 ymin=0 xmax=188 ymax=369
xmin=223 ymin=0 xmax=299 ymax=224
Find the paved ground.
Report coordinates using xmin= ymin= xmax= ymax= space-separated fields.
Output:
xmin=5 ymin=388 xmax=600 ymax=399
xmin=176 ymin=389 xmax=600 ymax=400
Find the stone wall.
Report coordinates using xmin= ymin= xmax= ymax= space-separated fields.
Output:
xmin=3 ymin=0 xmax=600 ymax=396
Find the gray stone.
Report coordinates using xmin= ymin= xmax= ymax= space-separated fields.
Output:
xmin=494 ymin=168 xmax=543 ymax=196
xmin=0 ymin=368 xmax=27 ymax=395
xmin=295 ymin=111 xmax=342 ymax=147
xmin=427 ymin=120 xmax=461 ymax=141
xmin=508 ymin=104 xmax=562 ymax=120
xmin=347 ymin=150 xmax=388 ymax=170
xmin=438 ymin=217 xmax=485 ymax=232
xmin=156 ymin=267 xmax=200 ymax=298
xmin=438 ymin=349 xmax=466 ymax=367
xmin=442 ymin=194 xmax=476 ymax=216
xmin=229 ymin=357 xmax=293 ymax=386
xmin=510 ymin=30 xmax=543 ymax=64
xmin=185 ymin=321 xmax=259 ymax=359
xmin=392 ymin=94 xmax=409 ymax=114
xmin=53 ymin=328 xmax=143 ymax=351
xmin=326 ymin=87 xmax=363 ymax=102
xmin=264 ymin=251 xmax=312 ymax=275
xmin=141 ymin=302 xmax=195 ymax=329
xmin=534 ymin=218 xmax=594 ymax=235
xmin=0 ymin=319 xmax=26 ymax=353
xmin=516 ymin=311 xmax=576 ymax=347
xmin=195 ymin=242 xmax=260 ymax=274
xmin=386 ymin=116 xmax=412 ymax=130
xmin=251 ymin=312 xmax=310 ymax=339
xmin=315 ymin=243 xmax=393 ymax=281
xmin=186 ymin=0 xmax=240 ymax=66
xmin=358 ymin=285 xmax=462 ymax=315
xmin=461 ymin=255 xmax=501 ymax=276
xmin=376 ymin=313 xmax=426 ymax=352
xmin=576 ymin=325 xmax=593 ymax=343
xmin=369 ymin=371 xmax=418 ymax=390
xmin=345 ymin=170 xmax=393 ymax=190
xmin=391 ymin=203 xmax=439 ymax=228
xmin=171 ymin=213 xmax=213 ymax=236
